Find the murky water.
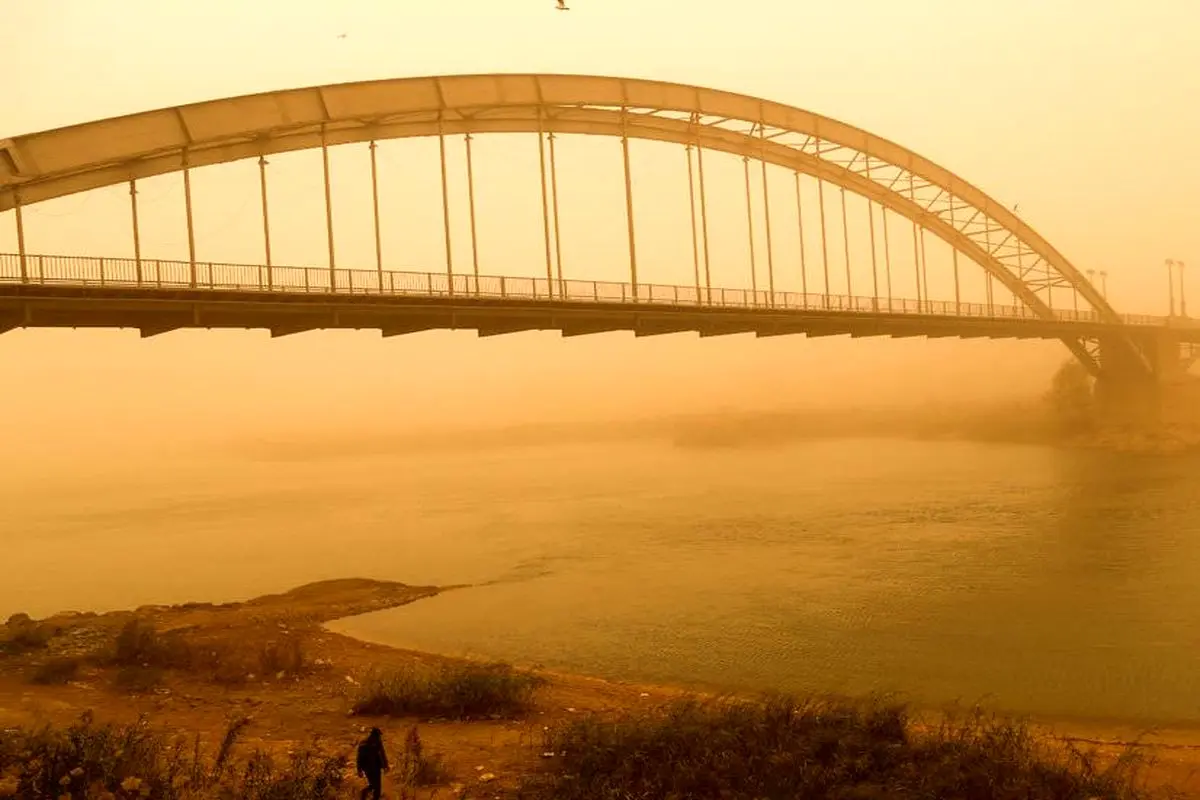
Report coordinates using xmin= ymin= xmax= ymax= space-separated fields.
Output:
xmin=3 ymin=438 xmax=1198 ymax=725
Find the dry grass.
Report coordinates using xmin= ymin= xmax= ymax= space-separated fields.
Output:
xmin=352 ymin=661 xmax=546 ymax=721
xmin=396 ymin=726 xmax=449 ymax=788
xmin=108 ymin=618 xmax=309 ymax=687
xmin=0 ymin=712 xmax=346 ymax=799
xmin=28 ymin=657 xmax=82 ymax=686
xmin=519 ymin=695 xmax=1178 ymax=800
xmin=0 ymin=615 xmax=57 ymax=656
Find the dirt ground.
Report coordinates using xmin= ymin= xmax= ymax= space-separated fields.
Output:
xmin=2 ymin=578 xmax=1197 ymax=798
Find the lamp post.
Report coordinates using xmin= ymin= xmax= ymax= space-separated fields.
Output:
xmin=1180 ymin=261 xmax=1188 ymax=318
xmin=1099 ymin=270 xmax=1108 ymax=299
xmin=1166 ymin=258 xmax=1177 ymax=316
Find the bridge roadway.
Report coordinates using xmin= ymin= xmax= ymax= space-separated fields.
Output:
xmin=2 ymin=252 xmax=1197 ymax=343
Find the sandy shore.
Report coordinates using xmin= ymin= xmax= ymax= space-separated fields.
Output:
xmin=2 ymin=579 xmax=1198 ymax=797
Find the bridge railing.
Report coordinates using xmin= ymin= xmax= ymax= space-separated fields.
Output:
xmin=0 ymin=251 xmax=1166 ymax=327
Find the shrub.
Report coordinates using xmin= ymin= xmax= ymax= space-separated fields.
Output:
xmin=352 ymin=661 xmax=545 ymax=720
xmin=109 ymin=620 xmax=308 ymax=686
xmin=112 ymin=619 xmax=193 ymax=670
xmin=397 ymin=725 xmax=449 ymax=787
xmin=258 ymin=636 xmax=307 ymax=677
xmin=0 ymin=618 xmax=56 ymax=655
xmin=0 ymin=712 xmax=346 ymax=799
xmin=114 ymin=665 xmax=165 ymax=694
xmin=29 ymin=657 xmax=81 ymax=685
xmin=520 ymin=695 xmax=1166 ymax=800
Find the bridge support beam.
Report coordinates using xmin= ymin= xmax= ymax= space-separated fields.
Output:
xmin=1094 ymin=332 xmax=1196 ymax=431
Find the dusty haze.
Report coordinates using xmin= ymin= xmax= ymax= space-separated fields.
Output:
xmin=2 ymin=0 xmax=1197 ymax=476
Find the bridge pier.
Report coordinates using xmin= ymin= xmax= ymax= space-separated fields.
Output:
xmin=1094 ymin=331 xmax=1199 ymax=439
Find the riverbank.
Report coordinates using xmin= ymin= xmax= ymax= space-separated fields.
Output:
xmin=2 ymin=579 xmax=1198 ymax=797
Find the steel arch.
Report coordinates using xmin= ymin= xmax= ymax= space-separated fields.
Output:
xmin=0 ymin=73 xmax=1122 ymax=369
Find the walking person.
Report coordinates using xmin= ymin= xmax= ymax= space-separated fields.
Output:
xmin=356 ymin=727 xmax=390 ymax=800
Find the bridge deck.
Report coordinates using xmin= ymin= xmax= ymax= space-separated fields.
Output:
xmin=1 ymin=252 xmax=1195 ymax=342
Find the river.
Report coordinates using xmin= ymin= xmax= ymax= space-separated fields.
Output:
xmin=2 ymin=437 xmax=1197 ymax=726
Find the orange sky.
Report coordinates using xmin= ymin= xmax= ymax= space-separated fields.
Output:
xmin=1 ymin=0 xmax=1197 ymax=461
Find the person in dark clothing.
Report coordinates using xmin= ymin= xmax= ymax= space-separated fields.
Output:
xmin=356 ymin=727 xmax=389 ymax=800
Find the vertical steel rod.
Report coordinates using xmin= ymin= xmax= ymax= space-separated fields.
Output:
xmin=369 ymin=141 xmax=383 ymax=292
xmin=696 ymin=138 xmax=712 ymax=303
xmin=865 ymin=158 xmax=879 ymax=311
xmin=686 ymin=145 xmax=701 ymax=300
xmin=548 ymin=131 xmax=564 ymax=296
xmin=919 ymin=228 xmax=929 ymax=310
xmin=536 ymin=113 xmax=555 ymax=298
xmin=321 ymin=129 xmax=336 ymax=290
xmin=620 ymin=108 xmax=639 ymax=300
xmin=949 ymin=199 xmax=960 ymax=314
xmin=438 ymin=117 xmax=453 ymax=295
xmin=882 ymin=208 xmax=893 ymax=312
xmin=908 ymin=174 xmax=922 ymax=311
xmin=743 ymin=157 xmax=758 ymax=298
xmin=129 ymin=179 xmax=142 ymax=284
xmin=181 ymin=155 xmax=196 ymax=288
xmin=258 ymin=156 xmax=273 ymax=289
xmin=817 ymin=176 xmax=830 ymax=308
xmin=910 ymin=220 xmax=922 ymax=311
xmin=14 ymin=190 xmax=26 ymax=282
xmin=839 ymin=187 xmax=852 ymax=301
xmin=758 ymin=127 xmax=776 ymax=305
xmin=794 ymin=172 xmax=808 ymax=301
xmin=983 ymin=219 xmax=994 ymax=315
xmin=464 ymin=134 xmax=480 ymax=289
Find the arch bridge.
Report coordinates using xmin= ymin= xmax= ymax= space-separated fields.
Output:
xmin=0 ymin=73 xmax=1195 ymax=411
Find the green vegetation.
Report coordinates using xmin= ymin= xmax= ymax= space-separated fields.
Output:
xmin=352 ymin=661 xmax=546 ymax=720
xmin=0 ymin=713 xmax=345 ymax=799
xmin=521 ymin=695 xmax=1167 ymax=800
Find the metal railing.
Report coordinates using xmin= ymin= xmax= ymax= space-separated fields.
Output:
xmin=0 ymin=252 xmax=1168 ymax=328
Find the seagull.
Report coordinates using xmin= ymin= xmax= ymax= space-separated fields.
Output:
xmin=336 ymin=33 xmax=347 ymax=39
xmin=556 ymin=0 xmax=570 ymax=9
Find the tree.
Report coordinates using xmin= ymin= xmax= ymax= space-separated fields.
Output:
xmin=1045 ymin=360 xmax=1096 ymax=435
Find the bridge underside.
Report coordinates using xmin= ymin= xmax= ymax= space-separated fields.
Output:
xmin=1 ymin=284 xmax=1180 ymax=344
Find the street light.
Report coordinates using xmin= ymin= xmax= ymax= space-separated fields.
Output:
xmin=1180 ymin=261 xmax=1188 ymax=317
xmin=1099 ymin=270 xmax=1108 ymax=299
xmin=1166 ymin=258 xmax=1177 ymax=316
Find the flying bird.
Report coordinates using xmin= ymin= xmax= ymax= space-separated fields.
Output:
xmin=557 ymin=0 xmax=570 ymax=9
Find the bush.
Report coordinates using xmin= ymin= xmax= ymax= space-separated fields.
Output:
xmin=352 ymin=661 xmax=545 ymax=720
xmin=112 ymin=619 xmax=193 ymax=670
xmin=520 ymin=695 xmax=1166 ymax=800
xmin=29 ymin=657 xmax=81 ymax=685
xmin=0 ymin=712 xmax=346 ymax=799
xmin=0 ymin=618 xmax=56 ymax=655
xmin=257 ymin=637 xmax=308 ymax=677
xmin=109 ymin=619 xmax=308 ymax=686
xmin=397 ymin=725 xmax=449 ymax=787
xmin=114 ymin=665 xmax=165 ymax=694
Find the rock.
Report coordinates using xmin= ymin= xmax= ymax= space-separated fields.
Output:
xmin=478 ymin=772 xmax=496 ymax=782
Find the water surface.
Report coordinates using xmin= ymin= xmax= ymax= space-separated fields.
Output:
xmin=3 ymin=438 xmax=1197 ymax=725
